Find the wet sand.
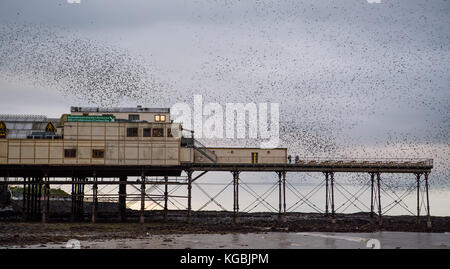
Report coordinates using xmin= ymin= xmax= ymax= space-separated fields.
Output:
xmin=1 ymin=212 xmax=450 ymax=248
xmin=0 ymin=212 xmax=450 ymax=248
xmin=6 ymin=232 xmax=450 ymax=249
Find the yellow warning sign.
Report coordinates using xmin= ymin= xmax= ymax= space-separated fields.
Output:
xmin=45 ymin=122 xmax=56 ymax=133
xmin=0 ymin=121 xmax=6 ymax=138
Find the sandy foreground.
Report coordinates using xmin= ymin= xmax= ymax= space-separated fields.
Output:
xmin=3 ymin=231 xmax=450 ymax=249
xmin=1 ymin=212 xmax=450 ymax=248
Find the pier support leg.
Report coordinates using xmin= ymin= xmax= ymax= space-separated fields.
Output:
xmin=140 ymin=175 xmax=145 ymax=224
xmin=79 ymin=178 xmax=85 ymax=221
xmin=424 ymin=172 xmax=432 ymax=229
xmin=92 ymin=176 xmax=98 ymax=223
xmin=22 ymin=177 xmax=27 ymax=221
xmin=283 ymin=171 xmax=287 ymax=221
xmin=233 ymin=171 xmax=240 ymax=224
xmin=41 ymin=176 xmax=49 ymax=224
xmin=325 ymin=172 xmax=329 ymax=217
xmin=71 ymin=177 xmax=85 ymax=222
xmin=70 ymin=177 xmax=75 ymax=222
xmin=30 ymin=177 xmax=35 ymax=218
xmin=22 ymin=177 xmax=44 ymax=221
xmin=370 ymin=173 xmax=375 ymax=223
xmin=164 ymin=175 xmax=168 ymax=222
xmin=330 ymin=172 xmax=335 ymax=223
xmin=37 ymin=178 xmax=42 ymax=219
xmin=27 ymin=177 xmax=31 ymax=219
xmin=187 ymin=171 xmax=193 ymax=223
xmin=278 ymin=172 xmax=282 ymax=222
xmin=277 ymin=172 xmax=286 ymax=223
xmin=45 ymin=178 xmax=50 ymax=220
xmin=416 ymin=173 xmax=421 ymax=224
xmin=377 ymin=172 xmax=382 ymax=226
xmin=118 ymin=176 xmax=127 ymax=222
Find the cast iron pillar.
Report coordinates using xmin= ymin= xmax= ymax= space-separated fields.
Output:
xmin=71 ymin=177 xmax=85 ymax=222
xmin=92 ymin=175 xmax=98 ymax=223
xmin=278 ymin=172 xmax=282 ymax=222
xmin=424 ymin=172 xmax=432 ymax=228
xmin=187 ymin=170 xmax=193 ymax=223
xmin=233 ymin=171 xmax=240 ymax=224
xmin=140 ymin=174 xmax=145 ymax=224
xmin=376 ymin=172 xmax=382 ymax=226
xmin=22 ymin=177 xmax=26 ymax=221
xmin=164 ymin=175 xmax=169 ymax=222
xmin=282 ymin=171 xmax=287 ymax=221
xmin=330 ymin=172 xmax=335 ymax=223
xmin=36 ymin=178 xmax=42 ymax=220
xmin=118 ymin=176 xmax=127 ymax=222
xmin=324 ymin=172 xmax=329 ymax=217
xmin=41 ymin=175 xmax=49 ymax=224
xmin=416 ymin=173 xmax=421 ymax=224
xmin=30 ymin=177 xmax=35 ymax=219
xmin=277 ymin=171 xmax=287 ymax=223
xmin=70 ymin=177 xmax=75 ymax=222
xmin=370 ymin=172 xmax=375 ymax=223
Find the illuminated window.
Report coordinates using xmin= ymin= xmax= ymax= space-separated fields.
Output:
xmin=251 ymin=152 xmax=259 ymax=164
xmin=64 ymin=149 xmax=77 ymax=158
xmin=143 ymin=128 xmax=151 ymax=137
xmin=127 ymin=128 xmax=138 ymax=137
xmin=154 ymin=114 xmax=166 ymax=122
xmin=152 ymin=128 xmax=164 ymax=137
xmin=92 ymin=149 xmax=105 ymax=158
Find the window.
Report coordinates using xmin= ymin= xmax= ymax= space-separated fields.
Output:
xmin=152 ymin=128 xmax=164 ymax=137
xmin=82 ymin=113 xmax=89 ymax=116
xmin=143 ymin=128 xmax=151 ymax=137
xmin=92 ymin=149 xmax=105 ymax=158
xmin=251 ymin=152 xmax=259 ymax=164
xmin=154 ymin=114 xmax=166 ymax=122
xmin=129 ymin=114 xmax=140 ymax=121
xmin=64 ymin=149 xmax=77 ymax=158
xmin=167 ymin=128 xmax=173 ymax=137
xmin=127 ymin=128 xmax=138 ymax=137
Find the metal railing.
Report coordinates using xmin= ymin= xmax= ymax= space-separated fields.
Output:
xmin=192 ymin=156 xmax=433 ymax=167
xmin=288 ymin=157 xmax=433 ymax=167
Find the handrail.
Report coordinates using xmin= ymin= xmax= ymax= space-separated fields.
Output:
xmin=192 ymin=138 xmax=218 ymax=163
xmin=288 ymin=157 xmax=433 ymax=166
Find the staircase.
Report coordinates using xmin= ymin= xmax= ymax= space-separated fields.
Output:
xmin=192 ymin=139 xmax=217 ymax=163
xmin=181 ymin=128 xmax=217 ymax=163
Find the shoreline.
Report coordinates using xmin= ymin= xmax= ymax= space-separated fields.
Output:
xmin=1 ymin=211 xmax=449 ymax=247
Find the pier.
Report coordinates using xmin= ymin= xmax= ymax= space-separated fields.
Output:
xmin=0 ymin=158 xmax=433 ymax=228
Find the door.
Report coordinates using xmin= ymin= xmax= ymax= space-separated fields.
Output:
xmin=251 ymin=152 xmax=258 ymax=164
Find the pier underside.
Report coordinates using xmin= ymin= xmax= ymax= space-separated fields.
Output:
xmin=0 ymin=159 xmax=433 ymax=229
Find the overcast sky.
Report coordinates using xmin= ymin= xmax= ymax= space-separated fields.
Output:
xmin=0 ymin=0 xmax=449 ymax=187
